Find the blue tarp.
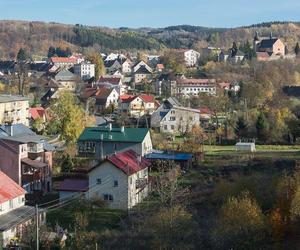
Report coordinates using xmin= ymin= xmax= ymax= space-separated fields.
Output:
xmin=145 ymin=152 xmax=193 ymax=161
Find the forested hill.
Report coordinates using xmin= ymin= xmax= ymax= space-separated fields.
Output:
xmin=0 ymin=20 xmax=300 ymax=59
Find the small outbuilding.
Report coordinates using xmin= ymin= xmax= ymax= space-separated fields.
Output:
xmin=235 ymin=142 xmax=256 ymax=152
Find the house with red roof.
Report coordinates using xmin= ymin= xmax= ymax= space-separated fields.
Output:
xmin=87 ymin=149 xmax=150 ymax=209
xmin=119 ymin=94 xmax=157 ymax=118
xmin=29 ymin=107 xmax=47 ymax=122
xmin=0 ymin=171 xmax=40 ymax=248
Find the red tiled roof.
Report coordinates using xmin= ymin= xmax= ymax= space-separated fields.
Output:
xmin=218 ymin=82 xmax=231 ymax=89
xmin=139 ymin=94 xmax=155 ymax=103
xmin=120 ymin=94 xmax=136 ymax=103
xmin=80 ymin=87 xmax=98 ymax=100
xmin=98 ymin=76 xmax=122 ymax=85
xmin=51 ymin=57 xmax=77 ymax=64
xmin=95 ymin=87 xmax=113 ymax=100
xmin=107 ymin=150 xmax=151 ymax=176
xmin=29 ymin=107 xmax=46 ymax=121
xmin=0 ymin=171 xmax=25 ymax=204
xmin=58 ymin=179 xmax=88 ymax=192
xmin=156 ymin=64 xmax=164 ymax=69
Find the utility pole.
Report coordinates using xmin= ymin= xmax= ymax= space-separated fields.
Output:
xmin=36 ymin=204 xmax=39 ymax=250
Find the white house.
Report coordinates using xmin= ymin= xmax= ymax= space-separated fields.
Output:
xmin=176 ymin=78 xmax=217 ymax=96
xmin=74 ymin=63 xmax=95 ymax=80
xmin=0 ymin=95 xmax=30 ymax=126
xmin=97 ymin=76 xmax=126 ymax=95
xmin=87 ymin=149 xmax=150 ymax=210
xmin=151 ymin=97 xmax=200 ymax=134
xmin=183 ymin=49 xmax=201 ymax=67
xmin=0 ymin=171 xmax=38 ymax=248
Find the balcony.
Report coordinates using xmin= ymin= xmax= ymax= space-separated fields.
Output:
xmin=136 ymin=178 xmax=148 ymax=189
xmin=27 ymin=143 xmax=44 ymax=153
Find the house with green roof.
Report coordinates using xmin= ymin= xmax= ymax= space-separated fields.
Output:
xmin=77 ymin=124 xmax=153 ymax=159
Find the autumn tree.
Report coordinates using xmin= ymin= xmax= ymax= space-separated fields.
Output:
xmin=47 ymin=92 xmax=85 ymax=143
xmin=212 ymin=192 xmax=267 ymax=250
xmin=87 ymin=53 xmax=106 ymax=80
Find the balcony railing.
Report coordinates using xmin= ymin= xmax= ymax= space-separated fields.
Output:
xmin=27 ymin=143 xmax=44 ymax=153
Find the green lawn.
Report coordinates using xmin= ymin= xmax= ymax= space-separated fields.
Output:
xmin=47 ymin=204 xmax=127 ymax=231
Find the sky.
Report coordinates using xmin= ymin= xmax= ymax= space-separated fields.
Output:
xmin=0 ymin=0 xmax=300 ymax=28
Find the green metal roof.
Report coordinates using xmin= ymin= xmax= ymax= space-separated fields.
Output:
xmin=78 ymin=127 xmax=149 ymax=143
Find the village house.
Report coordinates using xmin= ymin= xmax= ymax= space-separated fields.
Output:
xmin=176 ymin=78 xmax=217 ymax=96
xmin=133 ymin=60 xmax=153 ymax=73
xmin=0 ymin=171 xmax=42 ymax=248
xmin=218 ymin=50 xmax=245 ymax=63
xmin=119 ymin=94 xmax=157 ymax=118
xmin=77 ymin=125 xmax=153 ymax=159
xmin=0 ymin=124 xmax=54 ymax=199
xmin=50 ymin=57 xmax=77 ymax=68
xmin=74 ymin=62 xmax=95 ymax=80
xmin=0 ymin=95 xmax=29 ymax=126
xmin=97 ymin=76 xmax=126 ymax=95
xmin=134 ymin=65 xmax=153 ymax=83
xmin=173 ymin=49 xmax=201 ymax=67
xmin=80 ymin=86 xmax=119 ymax=113
xmin=105 ymin=59 xmax=122 ymax=75
xmin=154 ymin=72 xmax=177 ymax=97
xmin=87 ymin=149 xmax=150 ymax=210
xmin=53 ymin=69 xmax=79 ymax=91
xmin=151 ymin=97 xmax=200 ymax=134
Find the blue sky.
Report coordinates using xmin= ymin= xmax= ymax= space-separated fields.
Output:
xmin=0 ymin=0 xmax=299 ymax=28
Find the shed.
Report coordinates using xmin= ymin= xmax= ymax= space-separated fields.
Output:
xmin=235 ymin=142 xmax=256 ymax=152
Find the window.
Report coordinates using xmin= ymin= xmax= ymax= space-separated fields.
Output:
xmin=96 ymin=178 xmax=102 ymax=185
xmin=171 ymin=125 xmax=175 ymax=130
xmin=164 ymin=125 xmax=168 ymax=130
xmin=103 ymin=194 xmax=113 ymax=201
xmin=114 ymin=180 xmax=118 ymax=187
xmin=169 ymin=117 xmax=176 ymax=121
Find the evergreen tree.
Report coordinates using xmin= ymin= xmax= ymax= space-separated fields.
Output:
xmin=295 ymin=42 xmax=300 ymax=56
xmin=256 ymin=113 xmax=269 ymax=141
xmin=234 ymin=117 xmax=248 ymax=138
xmin=16 ymin=48 xmax=28 ymax=61
xmin=47 ymin=46 xmax=56 ymax=58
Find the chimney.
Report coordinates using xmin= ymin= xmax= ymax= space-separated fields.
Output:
xmin=121 ymin=126 xmax=125 ymax=133
xmin=109 ymin=123 xmax=112 ymax=131
xmin=108 ymin=135 xmax=112 ymax=140
xmin=100 ymin=134 xmax=104 ymax=140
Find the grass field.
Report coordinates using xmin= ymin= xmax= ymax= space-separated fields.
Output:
xmin=47 ymin=204 xmax=126 ymax=231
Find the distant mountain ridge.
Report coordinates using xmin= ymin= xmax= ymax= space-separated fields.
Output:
xmin=0 ymin=20 xmax=299 ymax=59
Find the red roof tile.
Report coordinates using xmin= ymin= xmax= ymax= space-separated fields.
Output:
xmin=29 ymin=107 xmax=46 ymax=121
xmin=98 ymin=76 xmax=122 ymax=85
xmin=120 ymin=94 xmax=136 ymax=103
xmin=51 ymin=57 xmax=77 ymax=64
xmin=107 ymin=150 xmax=150 ymax=176
xmin=139 ymin=94 xmax=155 ymax=103
xmin=0 ymin=171 xmax=25 ymax=204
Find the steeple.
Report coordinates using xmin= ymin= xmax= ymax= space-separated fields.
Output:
xmin=269 ymin=32 xmax=273 ymax=39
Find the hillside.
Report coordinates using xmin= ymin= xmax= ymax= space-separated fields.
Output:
xmin=0 ymin=20 xmax=300 ymax=59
